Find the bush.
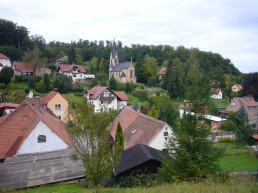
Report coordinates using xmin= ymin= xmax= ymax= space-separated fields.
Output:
xmin=35 ymin=81 xmax=47 ymax=93
xmin=116 ymin=171 xmax=160 ymax=188
xmin=15 ymin=75 xmax=41 ymax=83
xmin=131 ymin=90 xmax=148 ymax=101
xmin=218 ymin=137 xmax=234 ymax=142
xmin=0 ymin=83 xmax=5 ymax=89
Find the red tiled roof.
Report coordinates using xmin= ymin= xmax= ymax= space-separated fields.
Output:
xmin=108 ymin=107 xmax=167 ymax=149
xmin=251 ymin=134 xmax=258 ymax=140
xmin=58 ymin=64 xmax=86 ymax=73
xmin=86 ymin=86 xmax=108 ymax=99
xmin=13 ymin=62 xmax=33 ymax=72
xmin=234 ymin=84 xmax=243 ymax=90
xmin=0 ymin=53 xmax=9 ymax=60
xmin=0 ymin=103 xmax=19 ymax=109
xmin=56 ymin=56 xmax=68 ymax=62
xmin=0 ymin=99 xmax=73 ymax=159
xmin=159 ymin=67 xmax=167 ymax=75
xmin=114 ymin=91 xmax=129 ymax=101
xmin=239 ymin=97 xmax=258 ymax=107
xmin=210 ymin=88 xmax=221 ymax=95
xmin=40 ymin=91 xmax=68 ymax=105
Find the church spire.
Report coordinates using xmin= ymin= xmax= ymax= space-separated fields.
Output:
xmin=110 ymin=39 xmax=119 ymax=67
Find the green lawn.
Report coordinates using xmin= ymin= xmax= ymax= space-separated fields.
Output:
xmin=126 ymin=93 xmax=148 ymax=106
xmin=211 ymin=98 xmax=229 ymax=109
xmin=6 ymin=180 xmax=257 ymax=193
xmin=215 ymin=142 xmax=258 ymax=172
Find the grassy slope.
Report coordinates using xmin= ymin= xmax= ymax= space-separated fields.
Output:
xmin=7 ymin=180 xmax=257 ymax=193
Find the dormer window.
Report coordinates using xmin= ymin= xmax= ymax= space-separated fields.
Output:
xmin=38 ymin=135 xmax=46 ymax=143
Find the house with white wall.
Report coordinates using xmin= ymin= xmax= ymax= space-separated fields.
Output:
xmin=108 ymin=107 xmax=173 ymax=151
xmin=210 ymin=88 xmax=222 ymax=99
xmin=84 ymin=86 xmax=128 ymax=113
xmin=57 ymin=64 xmax=95 ymax=81
xmin=0 ymin=99 xmax=73 ymax=161
xmin=0 ymin=53 xmax=12 ymax=71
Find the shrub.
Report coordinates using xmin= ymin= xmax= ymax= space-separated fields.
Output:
xmin=0 ymin=83 xmax=5 ymax=89
xmin=218 ymin=137 xmax=234 ymax=142
xmin=35 ymin=81 xmax=47 ymax=93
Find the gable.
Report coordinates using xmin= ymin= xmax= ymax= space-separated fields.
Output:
xmin=16 ymin=121 xmax=69 ymax=155
xmin=46 ymin=93 xmax=68 ymax=109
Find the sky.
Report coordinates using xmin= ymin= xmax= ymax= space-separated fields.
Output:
xmin=1 ymin=0 xmax=258 ymax=73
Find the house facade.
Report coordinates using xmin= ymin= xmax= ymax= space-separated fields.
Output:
xmin=210 ymin=88 xmax=222 ymax=99
xmin=108 ymin=107 xmax=173 ymax=151
xmin=109 ymin=41 xmax=136 ymax=83
xmin=40 ymin=91 xmax=69 ymax=122
xmin=0 ymin=99 xmax=73 ymax=161
xmin=84 ymin=86 xmax=128 ymax=113
xmin=13 ymin=62 xmax=51 ymax=76
xmin=226 ymin=97 xmax=258 ymax=130
xmin=57 ymin=64 xmax=91 ymax=81
xmin=232 ymin=84 xmax=243 ymax=92
xmin=0 ymin=53 xmax=12 ymax=71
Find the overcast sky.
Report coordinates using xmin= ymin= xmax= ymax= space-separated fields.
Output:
xmin=1 ymin=0 xmax=258 ymax=73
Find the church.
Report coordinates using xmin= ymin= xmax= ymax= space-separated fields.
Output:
xmin=109 ymin=41 xmax=137 ymax=83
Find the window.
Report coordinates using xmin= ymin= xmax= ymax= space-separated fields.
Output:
xmin=55 ymin=104 xmax=61 ymax=110
xmin=38 ymin=135 xmax=46 ymax=143
xmin=164 ymin=132 xmax=168 ymax=136
xmin=165 ymin=137 xmax=168 ymax=141
xmin=58 ymin=116 xmax=61 ymax=119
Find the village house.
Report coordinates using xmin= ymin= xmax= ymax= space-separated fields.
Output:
xmin=0 ymin=103 xmax=19 ymax=116
xmin=13 ymin=62 xmax=51 ymax=76
xmin=55 ymin=56 xmax=68 ymax=65
xmin=56 ymin=64 xmax=94 ymax=81
xmin=210 ymin=88 xmax=223 ymax=99
xmin=108 ymin=107 xmax=173 ymax=151
xmin=0 ymin=98 xmax=73 ymax=162
xmin=84 ymin=86 xmax=128 ymax=113
xmin=109 ymin=41 xmax=136 ymax=83
xmin=158 ymin=67 xmax=167 ymax=80
xmin=39 ymin=90 xmax=69 ymax=122
xmin=226 ymin=96 xmax=258 ymax=130
xmin=0 ymin=53 xmax=12 ymax=71
xmin=231 ymin=84 xmax=243 ymax=93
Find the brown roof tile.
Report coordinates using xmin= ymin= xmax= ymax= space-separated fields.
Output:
xmin=0 ymin=99 xmax=73 ymax=159
xmin=114 ymin=91 xmax=129 ymax=101
xmin=159 ymin=67 xmax=167 ymax=75
xmin=13 ymin=62 xmax=33 ymax=72
xmin=0 ymin=53 xmax=9 ymax=60
xmin=210 ymin=88 xmax=221 ymax=95
xmin=58 ymin=64 xmax=86 ymax=73
xmin=108 ymin=107 xmax=167 ymax=149
xmin=40 ymin=91 xmax=68 ymax=105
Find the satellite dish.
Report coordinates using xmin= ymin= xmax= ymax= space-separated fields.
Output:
xmin=28 ymin=91 xmax=33 ymax=98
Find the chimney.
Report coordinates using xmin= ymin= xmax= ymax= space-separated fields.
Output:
xmin=35 ymin=96 xmax=41 ymax=108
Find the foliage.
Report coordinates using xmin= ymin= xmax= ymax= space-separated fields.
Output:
xmin=241 ymin=72 xmax=258 ymax=100
xmin=68 ymin=99 xmax=117 ymax=190
xmin=68 ymin=46 xmax=76 ymax=64
xmin=22 ymin=48 xmax=47 ymax=74
xmin=51 ymin=74 xmax=73 ymax=93
xmin=234 ymin=106 xmax=256 ymax=144
xmin=109 ymin=77 xmax=118 ymax=90
xmin=0 ymin=67 xmax=14 ymax=87
xmin=113 ymin=122 xmax=124 ymax=166
xmin=159 ymin=60 xmax=224 ymax=181
xmin=116 ymin=171 xmax=159 ymax=188
xmin=35 ymin=81 xmax=47 ymax=93
xmin=0 ymin=46 xmax=24 ymax=62
xmin=42 ymin=73 xmax=50 ymax=91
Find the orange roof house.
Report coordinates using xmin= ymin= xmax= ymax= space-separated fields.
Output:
xmin=232 ymin=84 xmax=243 ymax=92
xmin=108 ymin=107 xmax=173 ymax=151
xmin=40 ymin=90 xmax=69 ymax=122
xmin=0 ymin=99 xmax=73 ymax=160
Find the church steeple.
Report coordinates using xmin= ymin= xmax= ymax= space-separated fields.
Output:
xmin=110 ymin=39 xmax=119 ymax=68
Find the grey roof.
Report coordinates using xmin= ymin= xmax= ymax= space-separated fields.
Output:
xmin=114 ymin=144 xmax=171 ymax=176
xmin=110 ymin=62 xmax=131 ymax=72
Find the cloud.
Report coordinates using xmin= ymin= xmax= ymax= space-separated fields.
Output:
xmin=0 ymin=0 xmax=258 ymax=73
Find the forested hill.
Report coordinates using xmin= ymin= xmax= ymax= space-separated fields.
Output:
xmin=0 ymin=18 xmax=241 ymax=84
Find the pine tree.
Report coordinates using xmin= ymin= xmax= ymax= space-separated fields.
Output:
xmin=113 ymin=122 xmax=124 ymax=166
xmin=235 ymin=106 xmax=255 ymax=144
xmin=109 ymin=76 xmax=117 ymax=90
xmin=159 ymin=59 xmax=224 ymax=181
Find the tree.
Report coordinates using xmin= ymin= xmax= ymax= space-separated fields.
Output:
xmin=22 ymin=48 xmax=47 ymax=74
xmin=42 ymin=73 xmax=50 ymax=91
xmin=68 ymin=99 xmax=117 ymax=191
xmin=0 ymin=67 xmax=14 ymax=87
xmin=235 ymin=106 xmax=255 ymax=144
xmin=241 ymin=72 xmax=258 ymax=100
xmin=109 ymin=77 xmax=117 ymax=90
xmin=159 ymin=60 xmax=223 ymax=181
xmin=68 ymin=46 xmax=76 ymax=64
xmin=113 ymin=122 xmax=124 ymax=166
